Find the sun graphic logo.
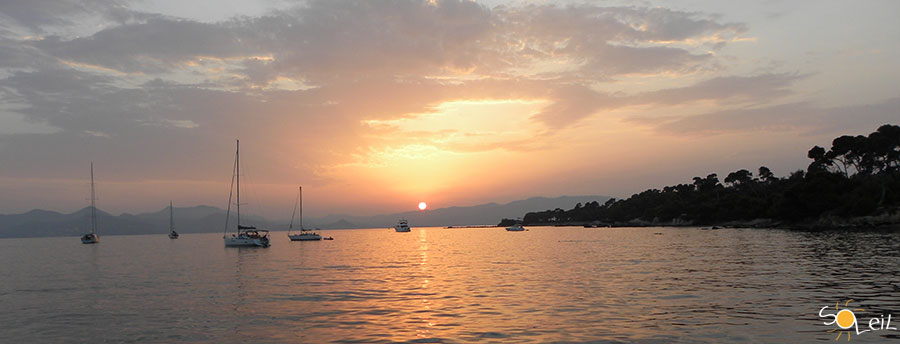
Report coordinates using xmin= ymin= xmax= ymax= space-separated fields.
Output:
xmin=819 ymin=299 xmax=897 ymax=341
xmin=823 ymin=300 xmax=864 ymax=341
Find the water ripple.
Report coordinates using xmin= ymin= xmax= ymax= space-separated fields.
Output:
xmin=2 ymin=227 xmax=900 ymax=342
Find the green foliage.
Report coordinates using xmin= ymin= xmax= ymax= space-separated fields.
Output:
xmin=497 ymin=218 xmax=519 ymax=227
xmin=520 ymin=125 xmax=900 ymax=226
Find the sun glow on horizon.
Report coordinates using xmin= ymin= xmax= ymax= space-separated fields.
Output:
xmin=418 ymin=201 xmax=427 ymax=210
xmin=327 ymin=98 xmax=556 ymax=204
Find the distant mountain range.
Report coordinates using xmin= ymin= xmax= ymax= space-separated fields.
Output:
xmin=0 ymin=195 xmax=608 ymax=238
xmin=0 ymin=205 xmax=269 ymax=238
xmin=307 ymin=195 xmax=610 ymax=229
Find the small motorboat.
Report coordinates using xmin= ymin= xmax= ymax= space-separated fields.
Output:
xmin=506 ymin=224 xmax=525 ymax=231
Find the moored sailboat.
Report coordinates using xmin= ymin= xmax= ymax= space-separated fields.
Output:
xmin=287 ymin=186 xmax=322 ymax=241
xmin=81 ymin=162 xmax=100 ymax=244
xmin=223 ymin=140 xmax=270 ymax=247
xmin=168 ymin=201 xmax=179 ymax=239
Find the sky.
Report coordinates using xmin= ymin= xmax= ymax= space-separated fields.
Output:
xmin=1 ymin=0 xmax=899 ymax=218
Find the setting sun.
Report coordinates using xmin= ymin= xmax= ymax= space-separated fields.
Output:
xmin=418 ymin=202 xmax=427 ymax=210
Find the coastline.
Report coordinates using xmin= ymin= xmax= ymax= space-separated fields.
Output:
xmin=520 ymin=212 xmax=900 ymax=231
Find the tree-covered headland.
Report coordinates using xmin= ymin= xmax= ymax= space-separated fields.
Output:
xmin=503 ymin=124 xmax=900 ymax=229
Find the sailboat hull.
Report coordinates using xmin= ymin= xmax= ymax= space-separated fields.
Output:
xmin=288 ymin=233 xmax=322 ymax=241
xmin=168 ymin=232 xmax=179 ymax=239
xmin=224 ymin=236 xmax=269 ymax=247
xmin=81 ymin=234 xmax=99 ymax=244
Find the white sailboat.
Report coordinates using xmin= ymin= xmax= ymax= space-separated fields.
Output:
xmin=394 ymin=219 xmax=411 ymax=232
xmin=223 ymin=140 xmax=270 ymax=247
xmin=168 ymin=201 xmax=179 ymax=239
xmin=80 ymin=162 xmax=100 ymax=244
xmin=287 ymin=186 xmax=322 ymax=241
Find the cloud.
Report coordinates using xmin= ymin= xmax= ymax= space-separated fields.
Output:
xmin=270 ymin=0 xmax=495 ymax=81
xmin=632 ymin=7 xmax=747 ymax=42
xmin=630 ymin=73 xmax=806 ymax=106
xmin=23 ymin=0 xmax=495 ymax=80
xmin=0 ymin=0 xmax=124 ymax=33
xmin=530 ymin=84 xmax=620 ymax=128
xmin=33 ymin=18 xmax=252 ymax=74
xmin=82 ymin=129 xmax=109 ymax=137
xmin=15 ymin=1 xmax=749 ymax=83
xmin=6 ymin=0 xmax=857 ymax=214
xmin=634 ymin=98 xmax=900 ymax=136
xmin=494 ymin=5 xmax=745 ymax=78
xmin=0 ymin=37 xmax=50 ymax=71
xmin=527 ymin=73 xmax=807 ymax=128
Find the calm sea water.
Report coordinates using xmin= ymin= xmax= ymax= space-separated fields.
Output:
xmin=2 ymin=226 xmax=899 ymax=343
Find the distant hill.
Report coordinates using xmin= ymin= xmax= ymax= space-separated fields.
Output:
xmin=305 ymin=195 xmax=610 ymax=229
xmin=0 ymin=205 xmax=274 ymax=238
xmin=319 ymin=219 xmax=357 ymax=229
xmin=0 ymin=195 xmax=609 ymax=238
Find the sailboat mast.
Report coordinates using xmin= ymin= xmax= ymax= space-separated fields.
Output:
xmin=299 ymin=186 xmax=303 ymax=230
xmin=236 ymin=139 xmax=241 ymax=228
xmin=170 ymin=200 xmax=174 ymax=231
xmin=224 ymin=141 xmax=238 ymax=237
xmin=289 ymin=186 xmax=298 ymax=233
xmin=90 ymin=162 xmax=96 ymax=235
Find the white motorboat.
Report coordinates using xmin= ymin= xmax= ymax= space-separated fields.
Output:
xmin=287 ymin=186 xmax=322 ymax=241
xmin=81 ymin=162 xmax=100 ymax=244
xmin=505 ymin=224 xmax=525 ymax=231
xmin=167 ymin=201 xmax=179 ymax=239
xmin=394 ymin=219 xmax=411 ymax=232
xmin=223 ymin=140 xmax=270 ymax=248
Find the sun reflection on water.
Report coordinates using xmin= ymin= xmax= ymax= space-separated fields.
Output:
xmin=416 ymin=228 xmax=435 ymax=338
xmin=6 ymin=228 xmax=900 ymax=342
